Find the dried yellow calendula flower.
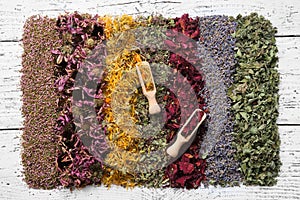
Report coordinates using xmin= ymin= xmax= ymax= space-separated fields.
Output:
xmin=99 ymin=15 xmax=145 ymax=188
xmin=99 ymin=15 xmax=142 ymax=39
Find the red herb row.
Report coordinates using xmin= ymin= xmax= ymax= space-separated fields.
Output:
xmin=164 ymin=14 xmax=207 ymax=189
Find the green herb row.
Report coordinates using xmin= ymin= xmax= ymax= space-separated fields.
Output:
xmin=229 ymin=13 xmax=281 ymax=186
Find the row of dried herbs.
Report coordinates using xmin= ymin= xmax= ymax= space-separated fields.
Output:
xmin=229 ymin=13 xmax=281 ymax=186
xmin=164 ymin=14 xmax=208 ymax=189
xmin=21 ymin=16 xmax=62 ymax=189
xmin=21 ymin=12 xmax=281 ymax=189
xmin=52 ymin=12 xmax=105 ymax=188
xmin=199 ymin=15 xmax=242 ymax=187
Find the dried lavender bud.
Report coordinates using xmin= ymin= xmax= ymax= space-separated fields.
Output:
xmin=198 ymin=15 xmax=242 ymax=187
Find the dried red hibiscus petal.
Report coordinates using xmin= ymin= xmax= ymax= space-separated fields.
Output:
xmin=166 ymin=141 xmax=207 ymax=189
xmin=178 ymin=161 xmax=194 ymax=174
xmin=174 ymin=14 xmax=200 ymax=39
xmin=176 ymin=175 xmax=193 ymax=187
xmin=164 ymin=14 xmax=207 ymax=189
xmin=165 ymin=106 xmax=207 ymax=188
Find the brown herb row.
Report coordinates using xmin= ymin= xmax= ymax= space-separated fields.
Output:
xmin=21 ymin=16 xmax=62 ymax=189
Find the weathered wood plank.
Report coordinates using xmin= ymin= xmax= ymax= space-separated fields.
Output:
xmin=1 ymin=0 xmax=300 ymax=199
xmin=0 ymin=126 xmax=299 ymax=199
xmin=0 ymin=0 xmax=300 ymax=41
xmin=277 ymin=37 xmax=300 ymax=125
xmin=1 ymin=37 xmax=300 ymax=128
xmin=0 ymin=42 xmax=22 ymax=129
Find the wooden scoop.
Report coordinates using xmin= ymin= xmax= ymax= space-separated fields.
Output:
xmin=166 ymin=109 xmax=207 ymax=158
xmin=136 ymin=61 xmax=161 ymax=115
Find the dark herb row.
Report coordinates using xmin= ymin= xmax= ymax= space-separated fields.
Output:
xmin=164 ymin=14 xmax=207 ymax=189
xmin=52 ymin=12 xmax=105 ymax=188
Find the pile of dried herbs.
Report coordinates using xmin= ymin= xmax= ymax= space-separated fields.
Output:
xmin=52 ymin=12 xmax=105 ymax=188
xmin=199 ymin=15 xmax=242 ymax=187
xmin=164 ymin=14 xmax=207 ymax=189
xmin=21 ymin=12 xmax=281 ymax=190
xmin=129 ymin=15 xmax=172 ymax=188
xmin=21 ymin=16 xmax=62 ymax=189
xmin=229 ymin=13 xmax=281 ymax=186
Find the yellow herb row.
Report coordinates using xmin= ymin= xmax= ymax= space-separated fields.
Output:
xmin=99 ymin=15 xmax=145 ymax=187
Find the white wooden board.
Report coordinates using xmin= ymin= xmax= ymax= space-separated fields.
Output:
xmin=1 ymin=0 xmax=300 ymax=41
xmin=0 ymin=0 xmax=299 ymax=199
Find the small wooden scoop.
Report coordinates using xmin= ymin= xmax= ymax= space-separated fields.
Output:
xmin=136 ymin=61 xmax=161 ymax=115
xmin=166 ymin=109 xmax=207 ymax=158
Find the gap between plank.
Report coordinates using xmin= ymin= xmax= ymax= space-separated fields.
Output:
xmin=0 ymin=128 xmax=22 ymax=131
xmin=0 ymin=39 xmax=20 ymax=42
xmin=277 ymin=124 xmax=300 ymax=126
xmin=275 ymin=35 xmax=300 ymax=37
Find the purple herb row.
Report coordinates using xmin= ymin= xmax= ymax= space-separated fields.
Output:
xmin=199 ymin=15 xmax=242 ymax=186
xmin=52 ymin=12 xmax=105 ymax=188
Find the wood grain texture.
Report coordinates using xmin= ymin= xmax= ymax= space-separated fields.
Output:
xmin=0 ymin=127 xmax=299 ymax=199
xmin=0 ymin=42 xmax=22 ymax=129
xmin=1 ymin=0 xmax=300 ymax=42
xmin=277 ymin=37 xmax=300 ymax=125
xmin=0 ymin=0 xmax=299 ymax=199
